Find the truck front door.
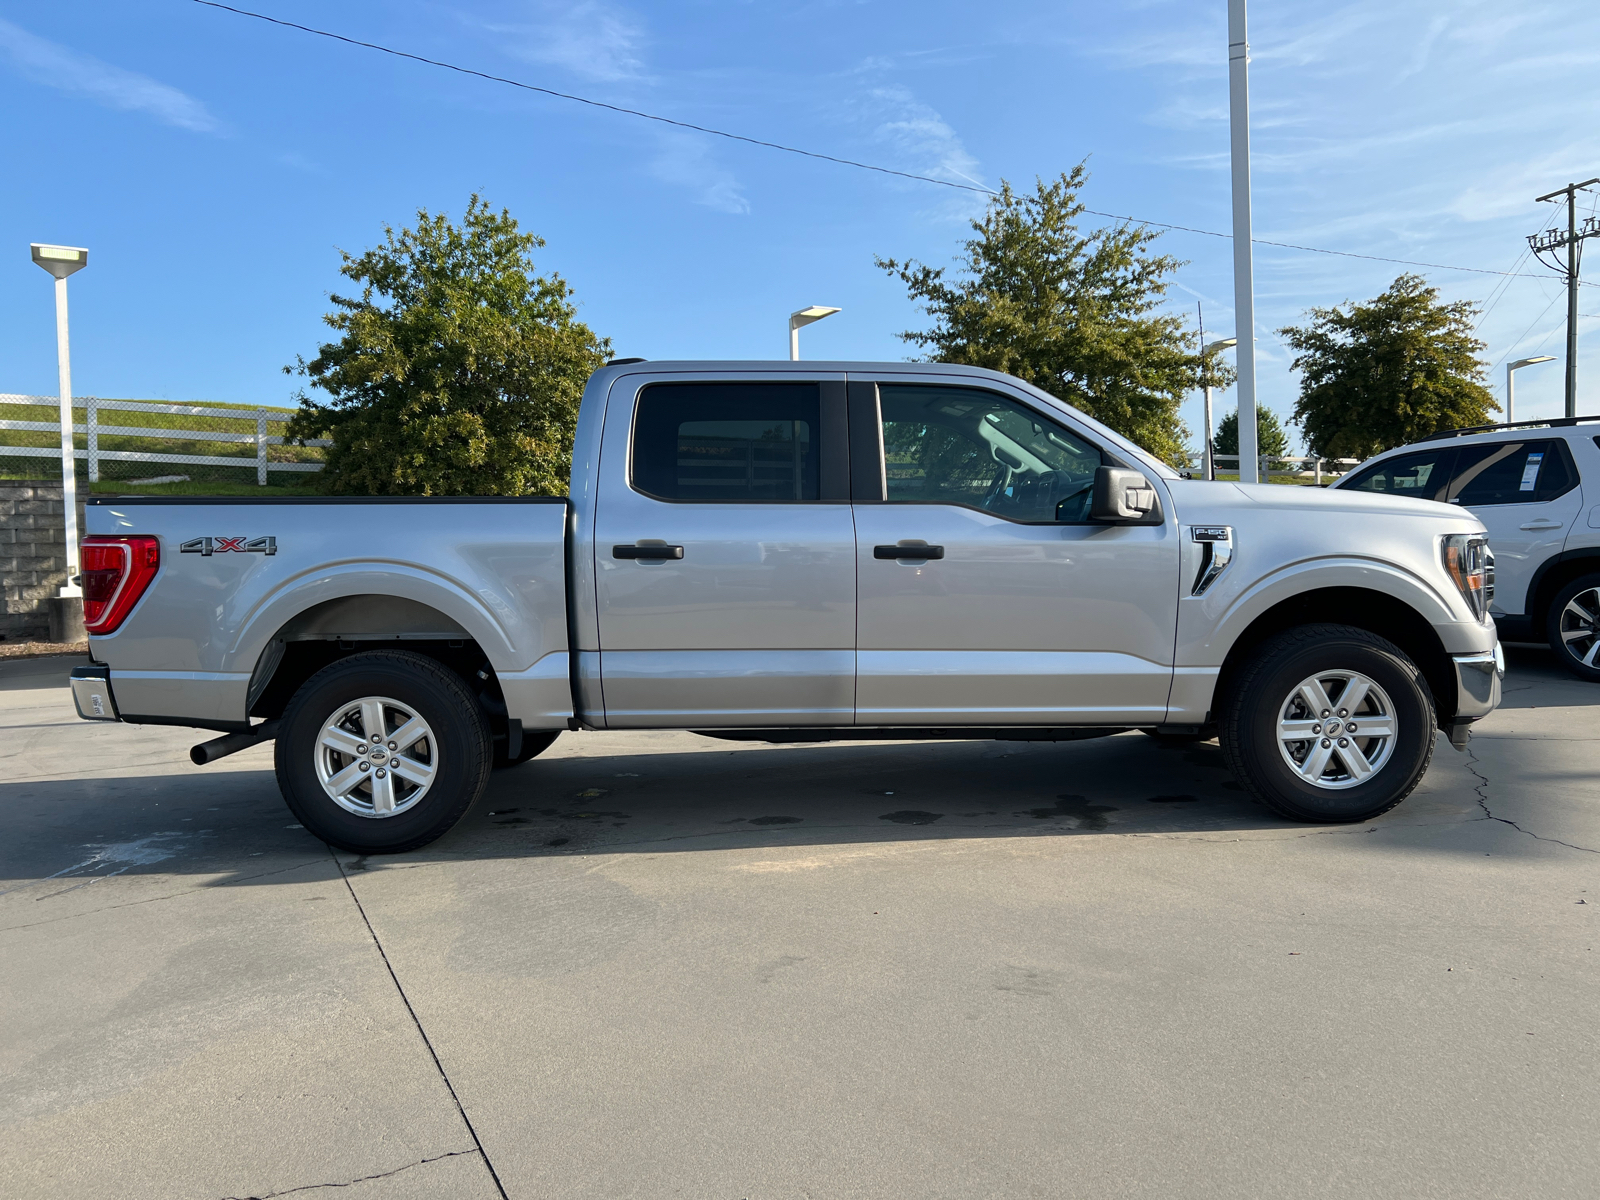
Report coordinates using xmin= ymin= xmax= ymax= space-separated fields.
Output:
xmin=848 ymin=379 xmax=1179 ymax=726
xmin=593 ymin=376 xmax=856 ymax=728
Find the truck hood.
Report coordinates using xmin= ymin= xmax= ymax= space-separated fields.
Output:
xmin=1167 ymin=480 xmax=1483 ymax=528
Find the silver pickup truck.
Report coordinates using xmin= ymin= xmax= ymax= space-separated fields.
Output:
xmin=69 ymin=360 xmax=1503 ymax=852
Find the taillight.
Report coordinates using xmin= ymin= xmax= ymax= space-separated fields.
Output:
xmin=80 ymin=536 xmax=161 ymax=634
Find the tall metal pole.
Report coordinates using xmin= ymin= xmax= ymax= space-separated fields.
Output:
xmin=52 ymin=275 xmax=82 ymax=596
xmin=1507 ymin=361 xmax=1516 ymax=426
xmin=1566 ymin=187 xmax=1579 ymax=418
xmin=1199 ymin=305 xmax=1212 ymax=480
xmin=1228 ymin=0 xmax=1259 ymax=484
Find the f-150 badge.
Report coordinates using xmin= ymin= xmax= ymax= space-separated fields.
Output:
xmin=180 ymin=536 xmax=277 ymax=556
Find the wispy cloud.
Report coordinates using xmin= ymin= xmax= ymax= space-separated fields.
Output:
xmin=650 ymin=130 xmax=749 ymax=215
xmin=0 ymin=18 xmax=220 ymax=133
xmin=491 ymin=1 xmax=648 ymax=84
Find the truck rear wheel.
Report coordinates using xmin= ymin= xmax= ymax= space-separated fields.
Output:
xmin=1218 ymin=624 xmax=1435 ymax=823
xmin=275 ymin=650 xmax=492 ymax=854
xmin=494 ymin=729 xmax=560 ymax=769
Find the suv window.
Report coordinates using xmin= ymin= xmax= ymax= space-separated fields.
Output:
xmin=633 ymin=383 xmax=820 ymax=502
xmin=1449 ymin=439 xmax=1577 ymax=506
xmin=1339 ymin=448 xmax=1456 ymax=501
xmin=877 ymin=384 xmax=1104 ymax=522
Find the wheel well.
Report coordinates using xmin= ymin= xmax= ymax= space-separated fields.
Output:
xmin=1525 ymin=553 xmax=1600 ymax=642
xmin=245 ymin=596 xmax=514 ymax=745
xmin=1217 ymin=587 xmax=1456 ymax=724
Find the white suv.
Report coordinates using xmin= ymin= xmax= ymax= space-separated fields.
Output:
xmin=1334 ymin=417 xmax=1600 ymax=678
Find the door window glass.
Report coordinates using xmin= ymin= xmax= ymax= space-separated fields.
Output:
xmin=877 ymin=385 xmax=1103 ymax=522
xmin=1339 ymin=448 xmax=1456 ymax=501
xmin=633 ymin=383 xmax=820 ymax=501
xmin=1450 ymin=440 xmax=1575 ymax=506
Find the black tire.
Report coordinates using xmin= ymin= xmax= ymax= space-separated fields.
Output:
xmin=275 ymin=650 xmax=492 ymax=854
xmin=494 ymin=729 xmax=561 ymax=769
xmin=1218 ymin=624 xmax=1436 ymax=823
xmin=1546 ymin=573 xmax=1600 ymax=682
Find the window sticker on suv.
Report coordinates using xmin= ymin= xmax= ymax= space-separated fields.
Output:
xmin=1520 ymin=453 xmax=1544 ymax=493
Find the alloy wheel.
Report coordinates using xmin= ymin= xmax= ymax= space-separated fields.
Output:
xmin=1276 ymin=670 xmax=1397 ymax=790
xmin=314 ymin=695 xmax=437 ymax=818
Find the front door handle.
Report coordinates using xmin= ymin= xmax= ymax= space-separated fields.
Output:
xmin=874 ymin=544 xmax=945 ymax=560
xmin=1519 ymin=519 xmax=1564 ymax=531
xmin=613 ymin=544 xmax=685 ymax=560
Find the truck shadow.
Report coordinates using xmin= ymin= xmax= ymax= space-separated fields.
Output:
xmin=1495 ymin=644 xmax=1600 ymax=709
xmin=0 ymin=729 xmax=1494 ymax=891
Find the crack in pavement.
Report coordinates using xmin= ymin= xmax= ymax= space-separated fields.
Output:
xmin=221 ymin=1148 xmax=480 ymax=1198
xmin=1465 ymin=736 xmax=1598 ymax=855
xmin=332 ymin=847 xmax=510 ymax=1199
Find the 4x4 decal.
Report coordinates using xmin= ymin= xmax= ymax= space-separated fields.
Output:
xmin=180 ymin=536 xmax=277 ymax=556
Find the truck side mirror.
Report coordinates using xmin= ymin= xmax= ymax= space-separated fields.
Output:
xmin=1090 ymin=465 xmax=1163 ymax=525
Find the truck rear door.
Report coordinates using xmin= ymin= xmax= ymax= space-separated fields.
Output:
xmin=847 ymin=377 xmax=1179 ymax=726
xmin=592 ymin=374 xmax=856 ymax=727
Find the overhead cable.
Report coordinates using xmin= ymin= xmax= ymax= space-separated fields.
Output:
xmin=194 ymin=0 xmax=1562 ymax=283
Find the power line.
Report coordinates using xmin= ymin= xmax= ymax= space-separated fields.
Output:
xmin=195 ymin=0 xmax=1566 ymax=284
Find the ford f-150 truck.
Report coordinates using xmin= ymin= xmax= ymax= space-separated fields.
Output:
xmin=68 ymin=360 xmax=1503 ymax=852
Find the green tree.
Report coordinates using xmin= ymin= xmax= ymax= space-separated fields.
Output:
xmin=1278 ymin=274 xmax=1497 ymax=460
xmin=287 ymin=196 xmax=611 ymax=495
xmin=1214 ymin=405 xmax=1290 ymax=458
xmin=877 ymin=167 xmax=1221 ymax=465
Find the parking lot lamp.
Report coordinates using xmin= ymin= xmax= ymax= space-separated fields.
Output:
xmin=789 ymin=306 xmax=840 ymax=360
xmin=30 ymin=243 xmax=89 ymax=598
xmin=1506 ymin=356 xmax=1555 ymax=424
xmin=1202 ymin=337 xmax=1237 ymax=480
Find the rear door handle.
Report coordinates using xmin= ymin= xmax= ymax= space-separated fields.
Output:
xmin=873 ymin=544 xmax=945 ymax=560
xmin=1519 ymin=519 xmax=1564 ymax=530
xmin=613 ymin=544 xmax=684 ymax=560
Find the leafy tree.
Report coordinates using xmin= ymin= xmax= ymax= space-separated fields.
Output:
xmin=877 ymin=167 xmax=1222 ymax=465
xmin=1215 ymin=405 xmax=1290 ymax=458
xmin=288 ymin=196 xmax=611 ymax=495
xmin=1278 ymin=274 xmax=1497 ymax=460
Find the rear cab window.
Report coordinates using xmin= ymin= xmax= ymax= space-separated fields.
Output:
xmin=632 ymin=382 xmax=822 ymax=502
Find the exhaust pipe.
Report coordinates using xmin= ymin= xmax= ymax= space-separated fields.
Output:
xmin=191 ymin=720 xmax=280 ymax=766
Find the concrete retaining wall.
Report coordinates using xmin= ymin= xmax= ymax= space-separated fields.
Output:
xmin=1 ymin=480 xmax=85 ymax=643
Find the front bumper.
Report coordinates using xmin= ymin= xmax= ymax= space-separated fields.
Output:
xmin=70 ymin=665 xmax=121 ymax=722
xmin=1444 ymin=640 xmax=1504 ymax=748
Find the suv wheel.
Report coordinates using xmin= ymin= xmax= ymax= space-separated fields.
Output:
xmin=1546 ymin=574 xmax=1600 ymax=682
xmin=275 ymin=651 xmax=492 ymax=854
xmin=1219 ymin=624 xmax=1436 ymax=823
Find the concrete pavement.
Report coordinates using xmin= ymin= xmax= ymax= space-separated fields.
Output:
xmin=1 ymin=649 xmax=1595 ymax=1198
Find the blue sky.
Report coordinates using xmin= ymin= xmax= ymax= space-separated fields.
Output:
xmin=3 ymin=0 xmax=1598 ymax=452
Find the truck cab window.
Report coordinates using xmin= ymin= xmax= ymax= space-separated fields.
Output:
xmin=633 ymin=383 xmax=821 ymax=501
xmin=877 ymin=385 xmax=1103 ymax=522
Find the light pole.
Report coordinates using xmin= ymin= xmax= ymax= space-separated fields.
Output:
xmin=788 ymin=306 xmax=840 ymax=360
xmin=30 ymin=243 xmax=89 ymax=601
xmin=1228 ymin=0 xmax=1259 ymax=483
xmin=1201 ymin=338 xmax=1237 ymax=480
xmin=1506 ymin=356 xmax=1555 ymax=424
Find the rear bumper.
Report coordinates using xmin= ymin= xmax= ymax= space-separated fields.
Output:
xmin=70 ymin=665 xmax=121 ymax=722
xmin=1444 ymin=641 xmax=1504 ymax=748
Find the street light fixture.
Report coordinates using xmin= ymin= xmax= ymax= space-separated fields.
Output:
xmin=1202 ymin=337 xmax=1237 ymax=481
xmin=1506 ymin=356 xmax=1556 ymax=424
xmin=30 ymin=243 xmax=89 ymax=600
xmin=788 ymin=306 xmax=840 ymax=361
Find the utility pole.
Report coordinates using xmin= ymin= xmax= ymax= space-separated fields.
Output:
xmin=1529 ymin=178 xmax=1600 ymax=418
xmin=1228 ymin=0 xmax=1259 ymax=482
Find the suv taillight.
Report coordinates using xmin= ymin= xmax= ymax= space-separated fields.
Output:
xmin=80 ymin=536 xmax=161 ymax=634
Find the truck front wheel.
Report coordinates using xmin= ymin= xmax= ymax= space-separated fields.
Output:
xmin=1218 ymin=624 xmax=1436 ymax=823
xmin=275 ymin=651 xmax=492 ymax=854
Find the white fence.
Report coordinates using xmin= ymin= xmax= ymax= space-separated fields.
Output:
xmin=0 ymin=395 xmax=329 ymax=485
xmin=1194 ymin=453 xmax=1362 ymax=484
